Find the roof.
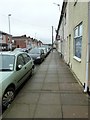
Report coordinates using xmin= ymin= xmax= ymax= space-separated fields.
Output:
xmin=0 ymin=31 xmax=12 ymax=36
xmin=56 ymin=1 xmax=67 ymax=37
xmin=12 ymin=35 xmax=28 ymax=39
xmin=0 ymin=51 xmax=25 ymax=56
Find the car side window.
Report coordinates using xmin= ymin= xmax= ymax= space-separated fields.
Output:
xmin=17 ymin=55 xmax=25 ymax=67
xmin=22 ymin=53 xmax=31 ymax=64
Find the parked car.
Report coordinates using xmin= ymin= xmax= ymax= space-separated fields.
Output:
xmin=13 ymin=48 xmax=23 ymax=52
xmin=28 ymin=48 xmax=45 ymax=64
xmin=41 ymin=45 xmax=51 ymax=55
xmin=13 ymin=48 xmax=28 ymax=53
xmin=38 ymin=47 xmax=48 ymax=57
xmin=0 ymin=51 xmax=34 ymax=109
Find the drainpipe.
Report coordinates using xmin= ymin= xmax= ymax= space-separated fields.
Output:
xmin=84 ymin=1 xmax=90 ymax=92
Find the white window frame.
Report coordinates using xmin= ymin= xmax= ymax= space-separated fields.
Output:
xmin=74 ymin=22 xmax=82 ymax=61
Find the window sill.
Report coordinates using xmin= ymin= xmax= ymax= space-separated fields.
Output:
xmin=73 ymin=56 xmax=81 ymax=63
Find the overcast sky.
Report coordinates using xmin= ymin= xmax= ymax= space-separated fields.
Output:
xmin=0 ymin=0 xmax=63 ymax=44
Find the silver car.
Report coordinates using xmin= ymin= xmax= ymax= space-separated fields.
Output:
xmin=0 ymin=51 xmax=34 ymax=109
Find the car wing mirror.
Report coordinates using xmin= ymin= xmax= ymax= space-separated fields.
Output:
xmin=17 ymin=64 xmax=22 ymax=70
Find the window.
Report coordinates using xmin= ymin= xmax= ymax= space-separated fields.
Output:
xmin=22 ymin=53 xmax=31 ymax=63
xmin=74 ymin=23 xmax=82 ymax=59
xmin=17 ymin=55 xmax=25 ymax=67
xmin=0 ymin=55 xmax=15 ymax=71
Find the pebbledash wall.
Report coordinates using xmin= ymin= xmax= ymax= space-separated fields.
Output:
xmin=56 ymin=0 xmax=90 ymax=91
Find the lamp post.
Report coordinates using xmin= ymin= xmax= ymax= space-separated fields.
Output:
xmin=8 ymin=14 xmax=12 ymax=50
xmin=8 ymin=14 xmax=11 ymax=34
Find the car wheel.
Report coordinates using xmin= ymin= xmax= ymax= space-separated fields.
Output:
xmin=2 ymin=87 xmax=15 ymax=109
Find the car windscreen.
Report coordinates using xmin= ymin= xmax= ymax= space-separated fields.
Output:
xmin=29 ymin=48 xmax=40 ymax=54
xmin=0 ymin=55 xmax=15 ymax=71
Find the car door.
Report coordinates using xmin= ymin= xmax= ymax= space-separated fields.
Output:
xmin=41 ymin=49 xmax=45 ymax=60
xmin=22 ymin=53 xmax=32 ymax=76
xmin=15 ymin=54 xmax=27 ymax=87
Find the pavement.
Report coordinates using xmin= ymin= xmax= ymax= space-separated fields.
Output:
xmin=2 ymin=50 xmax=89 ymax=119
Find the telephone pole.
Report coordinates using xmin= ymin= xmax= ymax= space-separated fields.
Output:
xmin=52 ymin=26 xmax=54 ymax=51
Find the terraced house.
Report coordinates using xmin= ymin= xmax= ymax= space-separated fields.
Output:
xmin=56 ymin=0 xmax=90 ymax=92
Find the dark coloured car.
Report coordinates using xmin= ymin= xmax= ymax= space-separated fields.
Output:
xmin=28 ymin=48 xmax=45 ymax=64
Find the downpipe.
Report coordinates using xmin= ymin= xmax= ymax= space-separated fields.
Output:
xmin=84 ymin=2 xmax=90 ymax=93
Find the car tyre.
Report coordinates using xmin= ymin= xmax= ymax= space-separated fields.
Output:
xmin=2 ymin=87 xmax=15 ymax=109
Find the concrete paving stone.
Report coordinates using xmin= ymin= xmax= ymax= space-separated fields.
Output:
xmin=57 ymin=68 xmax=71 ymax=74
xmin=37 ymin=70 xmax=48 ymax=73
xmin=58 ymin=77 xmax=77 ymax=83
xmin=44 ymin=77 xmax=58 ymax=83
xmin=40 ymin=64 xmax=49 ymax=66
xmin=61 ymin=93 xmax=88 ymax=105
xmin=59 ymin=83 xmax=83 ymax=92
xmin=39 ymin=65 xmax=48 ymax=67
xmin=62 ymin=105 xmax=88 ymax=118
xmin=46 ymin=72 xmax=58 ymax=75
xmin=57 ymin=67 xmax=69 ymax=70
xmin=58 ymin=73 xmax=74 ymax=78
xmin=47 ymin=69 xmax=57 ymax=72
xmin=34 ymin=104 xmax=62 ymax=118
xmin=48 ymin=66 xmax=57 ymax=68
xmin=20 ymin=83 xmax=43 ymax=92
xmin=38 ymin=66 xmax=48 ymax=69
xmin=47 ymin=71 xmax=58 ymax=74
xmin=30 ymin=77 xmax=45 ymax=83
xmin=46 ymin=74 xmax=58 ymax=78
xmin=3 ymin=103 xmax=36 ymax=118
xmin=38 ymin=93 xmax=61 ymax=105
xmin=42 ymin=83 xmax=59 ymax=91
xmin=35 ymin=71 xmax=47 ymax=75
xmin=57 ymin=63 xmax=66 ymax=66
xmin=45 ymin=75 xmax=58 ymax=79
xmin=38 ymin=68 xmax=48 ymax=71
xmin=33 ymin=75 xmax=46 ymax=79
xmin=14 ymin=92 xmax=40 ymax=104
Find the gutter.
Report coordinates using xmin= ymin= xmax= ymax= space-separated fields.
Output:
xmin=56 ymin=1 xmax=67 ymax=38
xmin=84 ymin=1 xmax=90 ymax=92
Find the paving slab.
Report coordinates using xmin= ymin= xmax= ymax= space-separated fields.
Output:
xmin=61 ymin=93 xmax=88 ymax=105
xmin=58 ymin=73 xmax=74 ymax=78
xmin=20 ymin=83 xmax=43 ymax=92
xmin=44 ymin=77 xmax=58 ymax=83
xmin=38 ymin=93 xmax=61 ymax=105
xmin=3 ymin=104 xmax=36 ymax=118
xmin=62 ymin=105 xmax=88 ymax=118
xmin=42 ymin=83 xmax=59 ymax=91
xmin=34 ymin=104 xmax=62 ymax=118
xmin=14 ymin=92 xmax=40 ymax=104
xmin=59 ymin=83 xmax=83 ymax=92
xmin=58 ymin=77 xmax=77 ymax=83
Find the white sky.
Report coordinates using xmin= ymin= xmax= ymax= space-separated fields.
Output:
xmin=0 ymin=0 xmax=63 ymax=44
